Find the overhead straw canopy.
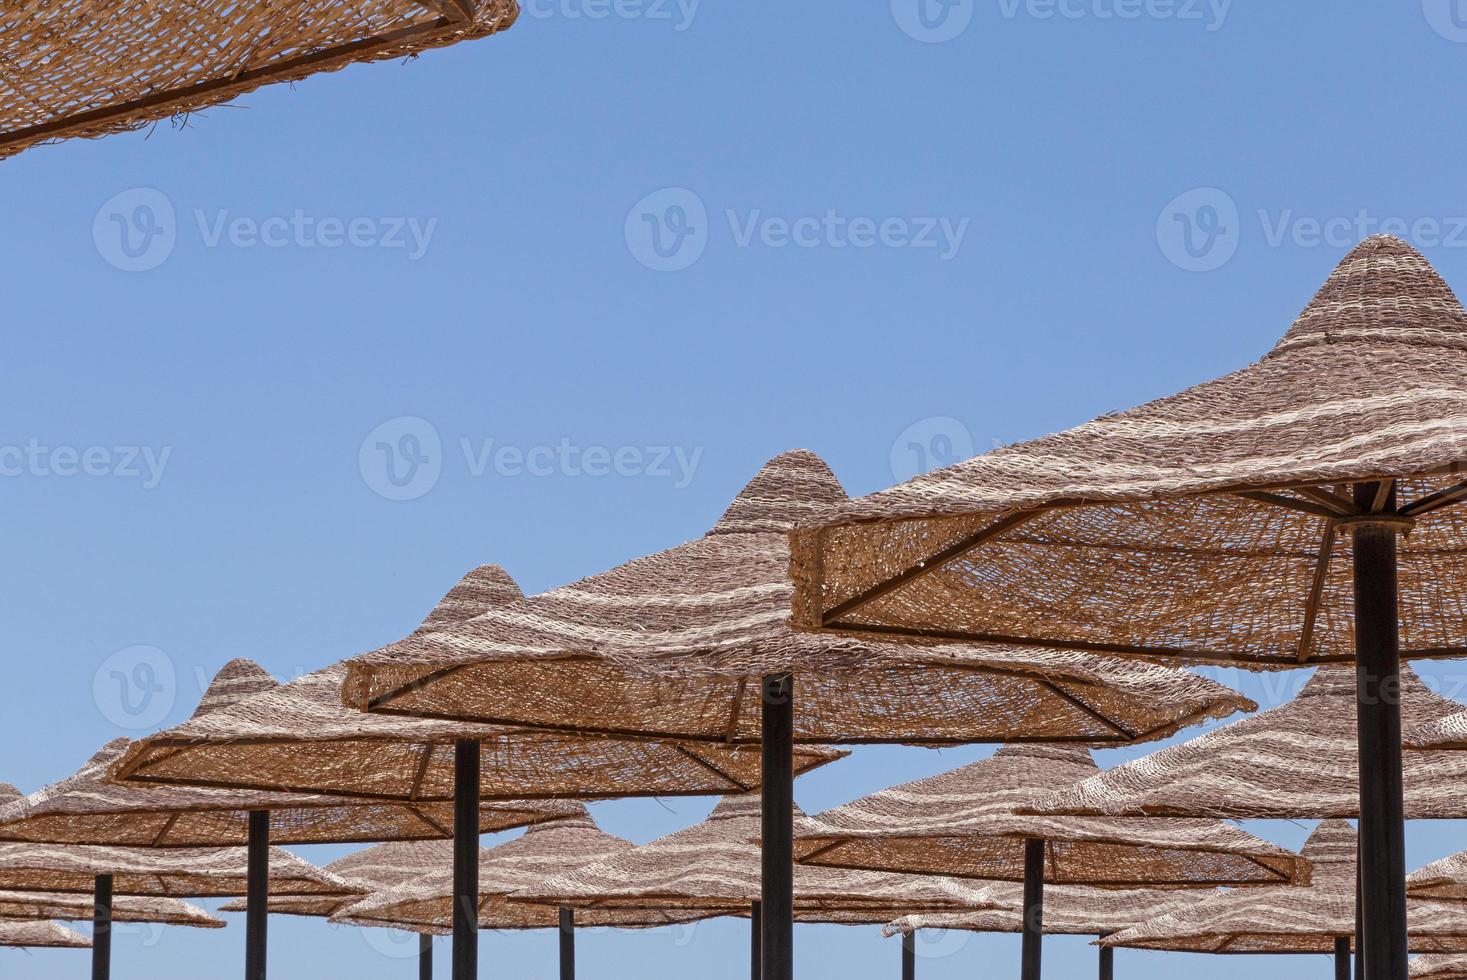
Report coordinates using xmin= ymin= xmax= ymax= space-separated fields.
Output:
xmin=0 ymin=0 xmax=518 ymax=160
xmin=0 ymin=919 xmax=91 ymax=949
xmin=0 ymin=841 xmax=363 ymax=899
xmin=1412 ymin=954 xmax=1467 ymax=978
xmin=1406 ymin=848 xmax=1467 ymax=902
xmin=883 ymin=885 xmax=1216 ymax=937
xmin=0 ymin=890 xmax=223 ymax=928
xmin=1405 ymin=705 xmax=1467 ymax=752
xmin=112 ymin=565 xmax=844 ymax=800
xmin=1103 ymin=821 xmax=1467 ymax=954
xmin=511 ymin=794 xmax=1000 ymax=915
xmin=0 ymin=658 xmax=577 ymax=845
xmin=1028 ymin=664 xmax=1467 ymax=820
xmin=793 ymin=744 xmax=1307 ymax=887
xmin=335 ymin=806 xmax=703 ymax=932
xmin=787 ymin=236 xmax=1467 ymax=668
xmin=341 ymin=450 xmax=1255 ymax=747
xmin=221 ymin=840 xmax=458 ymax=920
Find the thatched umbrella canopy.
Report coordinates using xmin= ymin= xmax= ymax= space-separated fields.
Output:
xmin=0 ymin=890 xmax=223 ymax=929
xmin=785 ymin=235 xmax=1467 ymax=979
xmin=0 ymin=919 xmax=91 ymax=949
xmin=338 ymin=450 xmax=1255 ymax=980
xmin=1030 ymin=664 xmax=1467 ymax=820
xmin=1404 ymin=849 xmax=1467 ymax=903
xmin=1406 ymin=707 xmax=1467 ymax=753
xmin=1102 ymin=821 xmax=1467 ymax=979
xmin=221 ymin=840 xmax=458 ymax=920
xmin=0 ymin=0 xmax=518 ymax=160
xmin=1412 ymin=954 xmax=1467 ymax=978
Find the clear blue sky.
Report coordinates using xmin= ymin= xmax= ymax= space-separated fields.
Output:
xmin=5 ymin=2 xmax=1467 ymax=976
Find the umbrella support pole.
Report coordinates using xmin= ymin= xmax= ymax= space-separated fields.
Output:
xmin=761 ymin=674 xmax=794 ymax=980
xmin=1353 ymin=496 xmax=1408 ymax=980
xmin=901 ymin=930 xmax=915 ymax=980
xmin=559 ymin=906 xmax=575 ymax=980
xmin=1336 ymin=937 xmax=1351 ymax=980
xmin=92 ymin=873 xmax=112 ymax=980
xmin=246 ymin=809 xmax=268 ymax=980
xmin=419 ymin=934 xmax=432 ymax=980
xmin=1021 ymin=838 xmax=1044 ymax=980
xmin=750 ymin=900 xmax=762 ymax=980
xmin=1355 ymin=845 xmax=1364 ymax=980
xmin=453 ymin=739 xmax=480 ymax=980
xmin=1097 ymin=933 xmax=1112 ymax=980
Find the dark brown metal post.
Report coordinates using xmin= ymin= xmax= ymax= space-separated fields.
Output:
xmin=1353 ymin=486 xmax=1408 ymax=980
xmin=750 ymin=900 xmax=762 ymax=980
xmin=1021 ymin=838 xmax=1044 ymax=980
xmin=246 ymin=810 xmax=268 ymax=980
xmin=453 ymin=739 xmax=480 ymax=980
xmin=1336 ymin=937 xmax=1353 ymax=980
xmin=761 ymin=674 xmax=794 ymax=980
xmin=419 ymin=934 xmax=432 ymax=980
xmin=901 ymin=930 xmax=915 ymax=980
xmin=91 ymin=873 xmax=112 ymax=980
xmin=559 ymin=906 xmax=575 ymax=980
xmin=1356 ymin=843 xmax=1365 ymax=980
xmin=1097 ymin=932 xmax=1113 ymax=980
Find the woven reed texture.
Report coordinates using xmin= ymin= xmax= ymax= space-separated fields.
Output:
xmin=343 ymin=451 xmax=1253 ymax=747
xmin=0 ymin=785 xmax=19 ymax=806
xmin=7 ymin=657 xmax=574 ymax=846
xmin=788 ymin=237 xmax=1467 ymax=668
xmin=334 ymin=807 xmax=704 ymax=932
xmin=883 ymin=885 xmax=1215 ymax=937
xmin=1029 ymin=665 xmax=1467 ymax=820
xmin=1103 ymin=822 xmax=1467 ymax=954
xmin=0 ymin=0 xmax=518 ymax=160
xmin=794 ymin=744 xmax=1306 ymax=887
xmin=1413 ymin=954 xmax=1467 ymax=978
xmin=114 ymin=565 xmax=844 ymax=800
xmin=0 ymin=841 xmax=362 ymax=899
xmin=0 ymin=919 xmax=90 ymax=949
xmin=510 ymin=794 xmax=998 ymax=917
xmin=1406 ymin=848 xmax=1467 ymax=902
xmin=0 ymin=890 xmax=223 ymax=928
xmin=220 ymin=839 xmax=454 ymax=920
xmin=1406 ymin=703 xmax=1467 ymax=752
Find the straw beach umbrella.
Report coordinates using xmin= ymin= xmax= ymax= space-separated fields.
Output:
xmin=333 ymin=806 xmax=707 ymax=980
xmin=0 ymin=0 xmax=519 ymax=159
xmin=511 ymin=793 xmax=1004 ymax=980
xmin=113 ymin=564 xmax=845 ymax=980
xmin=0 ymin=919 xmax=91 ymax=949
xmin=786 ymin=236 xmax=1467 ymax=978
xmin=792 ymin=744 xmax=1307 ymax=978
xmin=339 ymin=449 xmax=1257 ymax=980
xmin=1411 ymin=954 xmax=1467 ymax=978
xmin=1101 ymin=822 xmax=1467 ymax=977
xmin=885 ymin=885 xmax=1218 ymax=979
xmin=1404 ymin=848 xmax=1467 ymax=902
xmin=0 ymin=890 xmax=223 ymax=929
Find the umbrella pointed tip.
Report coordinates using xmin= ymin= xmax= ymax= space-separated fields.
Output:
xmin=709 ymin=449 xmax=847 ymax=536
xmin=190 ymin=659 xmax=278 ymax=718
xmin=419 ymin=564 xmax=524 ymax=630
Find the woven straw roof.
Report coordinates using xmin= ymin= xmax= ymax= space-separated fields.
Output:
xmin=1102 ymin=821 xmax=1467 ymax=954
xmin=114 ymin=565 xmax=844 ymax=800
xmin=788 ymin=237 xmax=1467 ymax=668
xmin=0 ymin=920 xmax=90 ymax=949
xmin=513 ymin=793 xmax=1007 ymax=916
xmin=334 ymin=806 xmax=703 ymax=932
xmin=0 ymin=0 xmax=518 ymax=160
xmin=1406 ymin=848 xmax=1467 ymax=902
xmin=1406 ymin=705 xmax=1467 ymax=752
xmin=0 ymin=890 xmax=223 ymax=928
xmin=220 ymin=839 xmax=455 ymax=920
xmin=0 ymin=786 xmax=19 ymax=806
xmin=342 ymin=451 xmax=1254 ymax=747
xmin=883 ymin=885 xmax=1216 ymax=937
xmin=794 ymin=744 xmax=1306 ymax=887
xmin=1 ymin=657 xmax=571 ymax=846
xmin=1413 ymin=954 xmax=1467 ymax=978
xmin=1029 ymin=665 xmax=1467 ymax=820
xmin=0 ymin=841 xmax=362 ymax=899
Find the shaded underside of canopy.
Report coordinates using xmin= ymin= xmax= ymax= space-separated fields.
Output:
xmin=0 ymin=0 xmax=518 ymax=160
xmin=883 ymin=885 xmax=1216 ymax=937
xmin=342 ymin=451 xmax=1253 ymax=746
xmin=786 ymin=237 xmax=1467 ymax=668
xmin=1413 ymin=953 xmax=1467 ymax=978
xmin=0 ymin=890 xmax=224 ymax=928
xmin=513 ymin=794 xmax=1008 ymax=915
xmin=1029 ymin=665 xmax=1467 ymax=820
xmin=1104 ymin=821 xmax=1467 ymax=954
xmin=794 ymin=744 xmax=1307 ymax=887
xmin=0 ymin=919 xmax=90 ymax=949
